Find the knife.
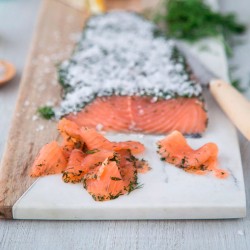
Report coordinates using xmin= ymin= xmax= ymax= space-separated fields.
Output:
xmin=176 ymin=42 xmax=250 ymax=140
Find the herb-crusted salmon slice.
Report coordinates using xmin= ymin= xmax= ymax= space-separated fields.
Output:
xmin=157 ymin=130 xmax=228 ymax=178
xmin=53 ymin=11 xmax=207 ymax=136
xmin=30 ymin=141 xmax=67 ymax=177
xmin=83 ymin=159 xmax=126 ymax=201
xmin=31 ymin=119 xmax=150 ymax=201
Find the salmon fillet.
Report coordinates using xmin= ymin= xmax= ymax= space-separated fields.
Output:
xmin=67 ymin=96 xmax=207 ymax=135
xmin=55 ymin=12 xmax=207 ymax=135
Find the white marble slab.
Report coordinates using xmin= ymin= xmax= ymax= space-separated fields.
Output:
xmin=12 ymin=35 xmax=246 ymax=220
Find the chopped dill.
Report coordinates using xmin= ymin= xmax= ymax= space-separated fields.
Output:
xmin=110 ymin=177 xmax=122 ymax=181
xmin=154 ymin=0 xmax=245 ymax=42
xmin=153 ymin=0 xmax=246 ymax=92
xmin=37 ymin=106 xmax=55 ymax=119
xmin=127 ymin=182 xmax=144 ymax=194
xmin=85 ymin=149 xmax=100 ymax=154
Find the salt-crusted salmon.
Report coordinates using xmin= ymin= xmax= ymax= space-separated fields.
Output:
xmin=31 ymin=119 xmax=149 ymax=201
xmin=30 ymin=141 xmax=67 ymax=177
xmin=157 ymin=131 xmax=228 ymax=178
xmin=54 ymin=12 xmax=207 ymax=135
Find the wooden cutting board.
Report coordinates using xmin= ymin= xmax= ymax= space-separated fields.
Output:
xmin=0 ymin=0 xmax=246 ymax=220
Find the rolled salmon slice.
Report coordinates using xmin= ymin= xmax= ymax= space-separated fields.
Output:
xmin=62 ymin=149 xmax=86 ymax=183
xmin=157 ymin=131 xmax=228 ymax=178
xmin=30 ymin=141 xmax=68 ymax=177
xmin=80 ymin=127 xmax=145 ymax=154
xmin=58 ymin=118 xmax=85 ymax=158
xmin=116 ymin=149 xmax=137 ymax=192
xmin=83 ymin=160 xmax=125 ymax=201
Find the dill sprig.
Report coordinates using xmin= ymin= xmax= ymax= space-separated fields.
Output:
xmin=153 ymin=0 xmax=246 ymax=92
xmin=37 ymin=106 xmax=55 ymax=120
xmin=127 ymin=182 xmax=144 ymax=194
xmin=154 ymin=0 xmax=245 ymax=42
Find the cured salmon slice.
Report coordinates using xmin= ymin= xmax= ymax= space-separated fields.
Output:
xmin=67 ymin=96 xmax=207 ymax=135
xmin=80 ymin=127 xmax=145 ymax=154
xmin=116 ymin=149 xmax=137 ymax=192
xmin=83 ymin=149 xmax=115 ymax=168
xmin=83 ymin=159 xmax=125 ymax=201
xmin=58 ymin=118 xmax=85 ymax=158
xmin=62 ymin=149 xmax=86 ymax=183
xmin=83 ymin=150 xmax=148 ymax=201
xmin=58 ymin=118 xmax=81 ymax=140
xmin=157 ymin=131 xmax=228 ymax=178
xmin=63 ymin=148 xmax=119 ymax=184
xmin=30 ymin=118 xmax=150 ymax=201
xmin=30 ymin=141 xmax=67 ymax=177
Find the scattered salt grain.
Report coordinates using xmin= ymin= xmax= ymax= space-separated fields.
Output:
xmin=24 ymin=100 xmax=30 ymax=107
xmin=32 ymin=115 xmax=38 ymax=121
xmin=129 ymin=121 xmax=136 ymax=130
xmin=46 ymin=100 xmax=55 ymax=106
xmin=138 ymin=109 xmax=144 ymax=115
xmin=150 ymin=97 xmax=158 ymax=103
xmin=96 ymin=123 xmax=103 ymax=131
xmin=36 ymin=125 xmax=44 ymax=132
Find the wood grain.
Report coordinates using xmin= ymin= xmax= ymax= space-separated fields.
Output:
xmin=0 ymin=0 xmax=86 ymax=219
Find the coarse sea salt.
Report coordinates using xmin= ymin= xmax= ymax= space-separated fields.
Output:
xmin=32 ymin=115 xmax=39 ymax=121
xmin=24 ymin=100 xmax=30 ymax=107
xmin=55 ymin=11 xmax=202 ymax=117
xmin=36 ymin=125 xmax=44 ymax=132
xmin=96 ymin=123 xmax=104 ymax=131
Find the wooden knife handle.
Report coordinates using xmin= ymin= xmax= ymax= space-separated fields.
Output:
xmin=210 ymin=79 xmax=250 ymax=140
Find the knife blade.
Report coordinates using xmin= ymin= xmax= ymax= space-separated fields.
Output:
xmin=176 ymin=42 xmax=250 ymax=140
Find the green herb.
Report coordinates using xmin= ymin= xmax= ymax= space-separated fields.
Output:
xmin=153 ymin=0 xmax=247 ymax=92
xmin=154 ymin=0 xmax=245 ymax=42
xmin=181 ymin=157 xmax=186 ymax=165
xmin=85 ymin=149 xmax=100 ymax=154
xmin=108 ymin=191 xmax=123 ymax=200
xmin=37 ymin=106 xmax=55 ymax=119
xmin=110 ymin=177 xmax=122 ymax=181
xmin=127 ymin=182 xmax=144 ymax=194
